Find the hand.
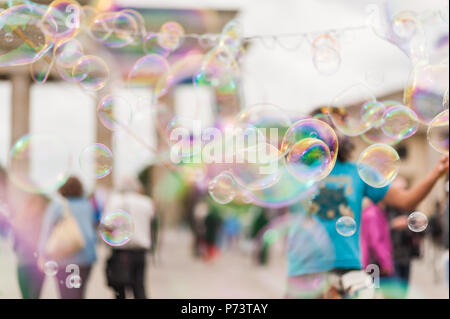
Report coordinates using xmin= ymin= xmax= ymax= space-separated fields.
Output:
xmin=391 ymin=215 xmax=408 ymax=230
xmin=433 ymin=155 xmax=449 ymax=178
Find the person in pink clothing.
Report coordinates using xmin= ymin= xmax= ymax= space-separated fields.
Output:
xmin=360 ymin=199 xmax=394 ymax=276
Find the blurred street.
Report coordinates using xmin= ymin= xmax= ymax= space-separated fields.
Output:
xmin=1 ymin=228 xmax=448 ymax=299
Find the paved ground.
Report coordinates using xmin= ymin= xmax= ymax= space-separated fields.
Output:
xmin=0 ymin=228 xmax=448 ymax=299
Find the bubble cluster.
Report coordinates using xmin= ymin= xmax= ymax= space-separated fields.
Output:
xmin=79 ymin=143 xmax=113 ymax=179
xmin=0 ymin=4 xmax=51 ymax=67
xmin=89 ymin=11 xmax=138 ymax=48
xmin=335 ymin=216 xmax=357 ymax=237
xmin=7 ymin=134 xmax=72 ymax=194
xmin=427 ymin=109 xmax=449 ymax=154
xmin=407 ymin=211 xmax=428 ymax=232
xmin=361 ymin=101 xmax=385 ymax=128
xmin=208 ymin=172 xmax=236 ymax=204
xmin=100 ymin=211 xmax=134 ymax=247
xmin=357 ymin=144 xmax=400 ymax=188
xmin=41 ymin=0 xmax=81 ymax=44
xmin=281 ymin=119 xmax=338 ymax=182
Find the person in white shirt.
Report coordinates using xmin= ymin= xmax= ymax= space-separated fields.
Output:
xmin=103 ymin=177 xmax=154 ymax=299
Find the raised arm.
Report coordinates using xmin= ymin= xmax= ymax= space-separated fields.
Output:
xmin=383 ymin=155 xmax=449 ymax=212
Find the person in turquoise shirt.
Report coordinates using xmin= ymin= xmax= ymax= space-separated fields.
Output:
xmin=286 ymin=124 xmax=449 ymax=299
xmin=39 ymin=176 xmax=97 ymax=299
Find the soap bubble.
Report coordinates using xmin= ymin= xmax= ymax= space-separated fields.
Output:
xmin=127 ymin=54 xmax=170 ymax=100
xmin=357 ymin=144 xmax=400 ymax=188
xmin=361 ymin=101 xmax=386 ymax=128
xmin=89 ymin=11 xmax=138 ymax=48
xmin=233 ymin=103 xmax=292 ymax=152
xmin=281 ymin=119 xmax=338 ymax=182
xmin=208 ymin=172 xmax=236 ymax=204
xmin=100 ymin=211 xmax=134 ymax=247
xmin=328 ymin=84 xmax=376 ymax=136
xmin=44 ymin=260 xmax=58 ymax=276
xmin=391 ymin=11 xmax=419 ymax=40
xmin=30 ymin=44 xmax=55 ymax=84
xmin=143 ymin=33 xmax=170 ymax=56
xmin=404 ymin=62 xmax=449 ymax=124
xmin=407 ymin=211 xmax=428 ymax=232
xmin=79 ymin=143 xmax=113 ymax=179
xmin=194 ymin=46 xmax=240 ymax=88
xmin=312 ymin=34 xmax=341 ymax=76
xmin=41 ymin=0 xmax=81 ymax=43
xmin=336 ymin=216 xmax=357 ymax=237
xmin=0 ymin=4 xmax=51 ymax=67
xmin=427 ymin=109 xmax=449 ymax=154
xmin=54 ymin=39 xmax=84 ymax=82
xmin=219 ymin=19 xmax=243 ymax=56
xmin=72 ymin=55 xmax=109 ymax=91
xmin=158 ymin=21 xmax=184 ymax=51
xmin=7 ymin=134 xmax=71 ymax=194
xmin=97 ymin=95 xmax=133 ymax=131
xmin=230 ymin=142 xmax=281 ymax=191
xmin=381 ymin=105 xmax=419 ymax=140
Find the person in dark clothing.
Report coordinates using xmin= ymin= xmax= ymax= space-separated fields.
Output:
xmin=203 ymin=202 xmax=223 ymax=261
xmin=384 ymin=177 xmax=423 ymax=296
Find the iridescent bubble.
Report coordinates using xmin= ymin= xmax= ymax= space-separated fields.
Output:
xmin=404 ymin=62 xmax=449 ymax=124
xmin=391 ymin=11 xmax=419 ymax=40
xmin=44 ymin=260 xmax=58 ymax=276
xmin=361 ymin=101 xmax=385 ymax=128
xmin=97 ymin=95 xmax=133 ymax=131
xmin=54 ymin=39 xmax=84 ymax=82
xmin=89 ymin=11 xmax=138 ymax=48
xmin=41 ymin=0 xmax=81 ymax=43
xmin=127 ymin=54 xmax=170 ymax=99
xmin=336 ymin=216 xmax=357 ymax=237
xmin=143 ymin=33 xmax=170 ymax=56
xmin=281 ymin=119 xmax=338 ymax=182
xmin=79 ymin=143 xmax=113 ymax=179
xmin=407 ymin=211 xmax=428 ymax=232
xmin=120 ymin=8 xmax=146 ymax=40
xmin=381 ymin=105 xmax=419 ymax=140
xmin=234 ymin=103 xmax=292 ymax=153
xmin=427 ymin=109 xmax=449 ymax=154
xmin=285 ymin=138 xmax=332 ymax=182
xmin=158 ymin=21 xmax=184 ymax=51
xmin=230 ymin=142 xmax=281 ymax=191
xmin=328 ymin=84 xmax=376 ymax=136
xmin=30 ymin=44 xmax=55 ymax=84
xmin=219 ymin=19 xmax=243 ymax=56
xmin=0 ymin=4 xmax=51 ymax=67
xmin=208 ymin=172 xmax=236 ymax=204
xmin=361 ymin=101 xmax=404 ymax=146
xmin=72 ymin=55 xmax=109 ymax=91
xmin=100 ymin=210 xmax=134 ymax=247
xmin=194 ymin=46 xmax=240 ymax=88
xmin=357 ymin=143 xmax=400 ymax=188
xmin=7 ymin=134 xmax=71 ymax=194
xmin=311 ymin=34 xmax=341 ymax=76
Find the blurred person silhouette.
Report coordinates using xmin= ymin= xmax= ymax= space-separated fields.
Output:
xmin=384 ymin=176 xmax=424 ymax=297
xmin=203 ymin=199 xmax=223 ymax=262
xmin=38 ymin=176 xmax=97 ymax=299
xmin=286 ymin=109 xmax=449 ymax=299
xmin=361 ymin=198 xmax=394 ymax=277
xmin=1 ymin=166 xmax=50 ymax=299
xmin=103 ymin=177 xmax=154 ymax=299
